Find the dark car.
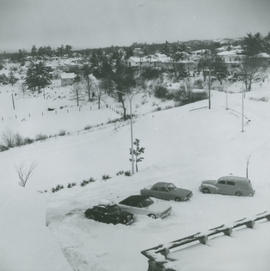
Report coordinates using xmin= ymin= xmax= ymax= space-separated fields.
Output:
xmin=141 ymin=182 xmax=193 ymax=201
xmin=84 ymin=204 xmax=134 ymax=225
xmin=200 ymin=176 xmax=255 ymax=197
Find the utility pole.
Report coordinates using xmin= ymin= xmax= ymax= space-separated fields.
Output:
xmin=11 ymin=93 xmax=15 ymax=110
xmin=246 ymin=155 xmax=251 ymax=179
xmin=225 ymin=88 xmax=228 ymax=110
xmin=241 ymin=88 xmax=245 ymax=132
xmin=115 ymin=90 xmax=138 ymax=175
xmin=129 ymin=96 xmax=135 ymax=175
xmin=207 ymin=69 xmax=211 ymax=109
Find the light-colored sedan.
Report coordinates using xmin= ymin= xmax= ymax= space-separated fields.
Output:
xmin=141 ymin=182 xmax=193 ymax=201
xmin=118 ymin=195 xmax=172 ymax=219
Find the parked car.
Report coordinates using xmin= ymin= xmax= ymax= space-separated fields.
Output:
xmin=200 ymin=176 xmax=255 ymax=196
xmin=118 ymin=195 xmax=172 ymax=219
xmin=141 ymin=182 xmax=193 ymax=201
xmin=84 ymin=204 xmax=134 ymax=225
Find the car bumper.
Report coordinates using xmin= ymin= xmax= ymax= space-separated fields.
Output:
xmin=159 ymin=207 xmax=172 ymax=219
xmin=125 ymin=218 xmax=135 ymax=225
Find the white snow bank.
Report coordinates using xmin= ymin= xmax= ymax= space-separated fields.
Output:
xmin=0 ymin=187 xmax=72 ymax=271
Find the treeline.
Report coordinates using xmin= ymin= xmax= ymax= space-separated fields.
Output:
xmin=0 ymin=44 xmax=73 ymax=63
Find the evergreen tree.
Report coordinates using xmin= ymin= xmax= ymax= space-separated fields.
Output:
xmin=25 ymin=62 xmax=52 ymax=92
xmin=129 ymin=139 xmax=145 ymax=173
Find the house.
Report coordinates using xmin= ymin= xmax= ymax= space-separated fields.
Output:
xmin=60 ymin=72 xmax=76 ymax=86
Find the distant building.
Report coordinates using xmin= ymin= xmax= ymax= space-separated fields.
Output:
xmin=60 ymin=72 xmax=76 ymax=86
xmin=133 ymin=47 xmax=144 ymax=57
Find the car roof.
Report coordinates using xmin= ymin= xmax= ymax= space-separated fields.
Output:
xmin=95 ymin=204 xmax=118 ymax=208
xmin=218 ymin=176 xmax=250 ymax=182
xmin=152 ymin=182 xmax=173 ymax=187
xmin=120 ymin=195 xmax=149 ymax=204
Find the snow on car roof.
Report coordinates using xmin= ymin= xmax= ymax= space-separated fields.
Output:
xmin=218 ymin=176 xmax=250 ymax=182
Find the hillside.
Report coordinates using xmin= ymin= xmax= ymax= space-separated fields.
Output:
xmin=1 ymin=74 xmax=270 ymax=270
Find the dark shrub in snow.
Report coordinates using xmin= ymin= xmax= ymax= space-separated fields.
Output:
xmin=154 ymin=86 xmax=169 ymax=99
xmin=116 ymin=170 xmax=125 ymax=176
xmin=0 ymin=145 xmax=9 ymax=152
xmin=58 ymin=130 xmax=66 ymax=136
xmin=35 ymin=134 xmax=48 ymax=141
xmin=24 ymin=137 xmax=34 ymax=145
xmin=124 ymin=171 xmax=131 ymax=176
xmin=102 ymin=175 xmax=111 ymax=180
xmin=67 ymin=182 xmax=76 ymax=188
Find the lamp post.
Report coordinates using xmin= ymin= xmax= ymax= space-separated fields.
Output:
xmin=205 ymin=68 xmax=212 ymax=109
xmin=115 ymin=90 xmax=138 ymax=175
xmin=241 ymin=87 xmax=245 ymax=132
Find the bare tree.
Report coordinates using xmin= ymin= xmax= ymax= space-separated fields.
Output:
xmin=16 ymin=162 xmax=37 ymax=187
xmin=239 ymin=56 xmax=265 ymax=92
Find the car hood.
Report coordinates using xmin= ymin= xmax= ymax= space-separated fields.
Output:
xmin=146 ymin=200 xmax=171 ymax=213
xmin=201 ymin=180 xmax=217 ymax=185
xmin=173 ymin=188 xmax=192 ymax=196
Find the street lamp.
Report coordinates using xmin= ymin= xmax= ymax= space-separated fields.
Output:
xmin=205 ymin=68 xmax=212 ymax=109
xmin=115 ymin=89 xmax=139 ymax=175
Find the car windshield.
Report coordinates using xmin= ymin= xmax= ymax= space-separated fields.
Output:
xmin=107 ymin=205 xmax=120 ymax=213
xmin=140 ymin=198 xmax=154 ymax=207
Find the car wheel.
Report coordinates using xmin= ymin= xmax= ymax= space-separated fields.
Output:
xmin=122 ymin=218 xmax=127 ymax=224
xmin=235 ymin=191 xmax=242 ymax=196
xmin=175 ymin=197 xmax=182 ymax=202
xmin=202 ymin=188 xmax=210 ymax=194
xmin=148 ymin=214 xmax=157 ymax=219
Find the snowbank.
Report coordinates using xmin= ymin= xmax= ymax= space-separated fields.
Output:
xmin=0 ymin=187 xmax=72 ymax=271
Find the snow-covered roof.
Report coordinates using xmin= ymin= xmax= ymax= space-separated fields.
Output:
xmin=255 ymin=52 xmax=270 ymax=58
xmin=217 ymin=49 xmax=243 ymax=56
xmin=60 ymin=72 xmax=76 ymax=79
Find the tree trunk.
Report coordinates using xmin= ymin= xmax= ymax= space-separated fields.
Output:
xmin=76 ymin=88 xmax=79 ymax=106
xmin=98 ymin=94 xmax=101 ymax=109
xmin=86 ymin=77 xmax=91 ymax=101
xmin=119 ymin=95 xmax=127 ymax=120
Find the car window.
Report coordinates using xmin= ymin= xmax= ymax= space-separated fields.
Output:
xmin=139 ymin=198 xmax=154 ymax=207
xmin=227 ymin=181 xmax=235 ymax=186
xmin=167 ymin=184 xmax=176 ymax=191
xmin=107 ymin=205 xmax=120 ymax=213
xmin=218 ymin=180 xmax=226 ymax=184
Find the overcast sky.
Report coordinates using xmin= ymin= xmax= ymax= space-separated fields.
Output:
xmin=0 ymin=0 xmax=270 ymax=51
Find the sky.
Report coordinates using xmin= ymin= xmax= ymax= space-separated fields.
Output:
xmin=0 ymin=0 xmax=270 ymax=52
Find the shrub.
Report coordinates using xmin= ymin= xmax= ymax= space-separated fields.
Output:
xmin=24 ymin=137 xmax=34 ymax=145
xmin=141 ymin=67 xmax=160 ymax=80
xmin=35 ymin=134 xmax=48 ymax=141
xmin=116 ymin=170 xmax=125 ymax=176
xmin=51 ymin=184 xmax=64 ymax=193
xmin=193 ymin=79 xmax=204 ymax=89
xmin=154 ymin=86 xmax=169 ymax=99
xmin=67 ymin=182 xmax=76 ymax=188
xmin=124 ymin=171 xmax=131 ymax=176
xmin=14 ymin=133 xmax=25 ymax=146
xmin=1 ymin=130 xmax=16 ymax=148
xmin=80 ymin=177 xmax=95 ymax=187
xmin=0 ymin=145 xmax=9 ymax=152
xmin=84 ymin=125 xmax=92 ymax=130
xmin=102 ymin=174 xmax=111 ymax=180
xmin=58 ymin=130 xmax=66 ymax=136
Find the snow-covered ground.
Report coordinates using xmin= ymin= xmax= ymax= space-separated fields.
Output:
xmin=1 ymin=76 xmax=270 ymax=271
